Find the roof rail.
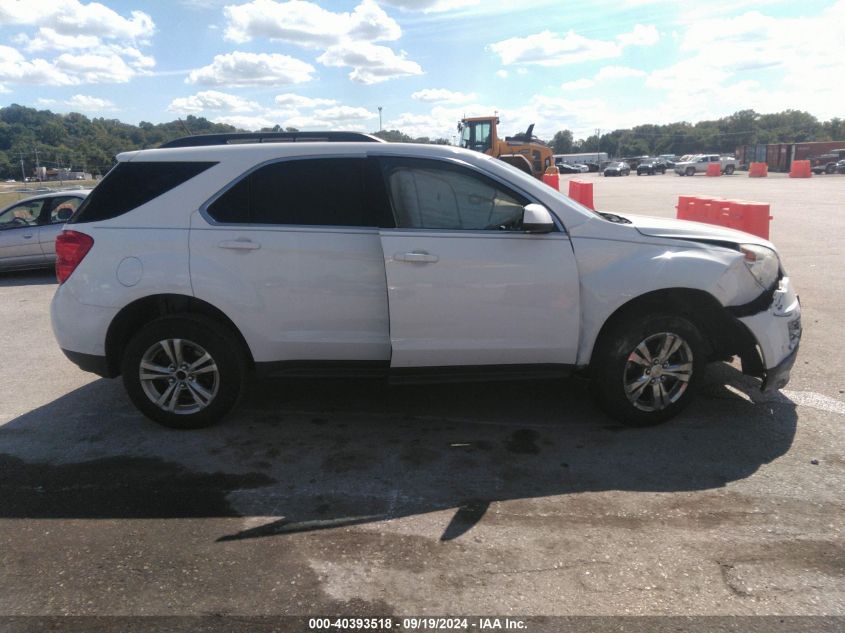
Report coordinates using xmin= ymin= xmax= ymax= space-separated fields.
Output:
xmin=159 ymin=131 xmax=386 ymax=149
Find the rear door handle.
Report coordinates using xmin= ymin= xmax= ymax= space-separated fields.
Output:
xmin=218 ymin=239 xmax=260 ymax=251
xmin=395 ymin=251 xmax=439 ymax=263
xmin=23 ymin=233 xmax=34 ymax=239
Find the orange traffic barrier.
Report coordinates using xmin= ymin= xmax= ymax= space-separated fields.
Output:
xmin=542 ymin=165 xmax=560 ymax=191
xmin=568 ymin=179 xmax=594 ymax=210
xmin=789 ymin=160 xmax=812 ymax=178
xmin=748 ymin=162 xmax=768 ymax=177
xmin=675 ymin=196 xmax=772 ymax=239
xmin=728 ymin=200 xmax=773 ymax=240
xmin=676 ymin=195 xmax=698 ymax=221
xmin=706 ymin=163 xmax=721 ymax=177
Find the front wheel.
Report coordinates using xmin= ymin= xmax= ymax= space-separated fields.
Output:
xmin=591 ymin=314 xmax=705 ymax=426
xmin=121 ymin=315 xmax=247 ymax=429
xmin=685 ymin=166 xmax=696 ymax=176
xmin=724 ymin=165 xmax=735 ymax=175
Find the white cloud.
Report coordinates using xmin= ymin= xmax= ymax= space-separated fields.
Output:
xmin=212 ymin=114 xmax=278 ymax=130
xmin=23 ymin=27 xmax=101 ymax=51
xmin=223 ymin=0 xmax=400 ymax=46
xmin=560 ymin=78 xmax=594 ymax=90
xmin=317 ymin=42 xmax=423 ymax=84
xmin=496 ymin=70 xmax=508 ymax=79
xmin=0 ymin=3 xmax=156 ymax=87
xmin=489 ymin=23 xmax=659 ymax=67
xmin=168 ymin=90 xmax=260 ymax=114
xmin=311 ymin=105 xmax=375 ymax=121
xmin=55 ymin=52 xmax=137 ymax=83
xmin=65 ymin=94 xmax=116 ymax=111
xmin=0 ymin=44 xmax=78 ymax=86
xmin=221 ymin=0 xmax=421 ymax=84
xmin=274 ymin=93 xmax=337 ymax=108
xmin=561 ymin=65 xmax=647 ymax=91
xmin=187 ymin=51 xmax=315 ymax=86
xmin=379 ymin=0 xmax=481 ymax=12
xmin=616 ymin=24 xmax=659 ymax=47
xmin=595 ymin=65 xmax=647 ymax=80
xmin=638 ymin=2 xmax=845 ymax=122
xmin=412 ymin=88 xmax=476 ymax=103
xmin=0 ymin=1 xmax=155 ymax=41
xmin=215 ymin=105 xmax=375 ymax=131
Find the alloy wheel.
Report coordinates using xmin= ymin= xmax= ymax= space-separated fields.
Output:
xmin=623 ymin=332 xmax=693 ymax=412
xmin=139 ymin=338 xmax=220 ymax=415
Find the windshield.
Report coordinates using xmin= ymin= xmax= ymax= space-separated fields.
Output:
xmin=460 ymin=121 xmax=492 ymax=153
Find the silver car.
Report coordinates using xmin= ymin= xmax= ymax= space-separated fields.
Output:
xmin=0 ymin=190 xmax=89 ymax=271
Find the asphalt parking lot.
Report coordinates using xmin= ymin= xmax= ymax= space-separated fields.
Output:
xmin=0 ymin=171 xmax=843 ymax=623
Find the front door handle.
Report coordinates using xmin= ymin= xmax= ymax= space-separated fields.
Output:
xmin=395 ymin=251 xmax=439 ymax=263
xmin=218 ymin=239 xmax=260 ymax=251
xmin=22 ymin=233 xmax=34 ymax=239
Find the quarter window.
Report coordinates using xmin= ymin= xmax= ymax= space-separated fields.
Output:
xmin=70 ymin=162 xmax=216 ymax=223
xmin=379 ymin=158 xmax=529 ymax=231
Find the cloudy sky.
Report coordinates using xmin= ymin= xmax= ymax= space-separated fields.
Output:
xmin=0 ymin=0 xmax=842 ymax=140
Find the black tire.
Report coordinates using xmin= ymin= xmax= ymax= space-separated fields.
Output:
xmin=724 ymin=165 xmax=735 ymax=175
xmin=826 ymin=163 xmax=836 ymax=174
xmin=591 ymin=313 xmax=705 ymax=427
xmin=685 ymin=166 xmax=696 ymax=176
xmin=121 ymin=315 xmax=247 ymax=429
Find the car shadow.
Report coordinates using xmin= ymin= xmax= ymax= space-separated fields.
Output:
xmin=0 ymin=363 xmax=797 ymax=541
xmin=0 ymin=268 xmax=55 ymax=286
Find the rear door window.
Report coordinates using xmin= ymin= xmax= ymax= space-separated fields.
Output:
xmin=70 ymin=162 xmax=216 ymax=223
xmin=206 ymin=157 xmax=389 ymax=228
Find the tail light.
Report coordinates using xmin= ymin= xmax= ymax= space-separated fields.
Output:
xmin=55 ymin=230 xmax=94 ymax=284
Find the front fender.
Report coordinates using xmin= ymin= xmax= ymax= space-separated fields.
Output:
xmin=572 ymin=235 xmax=758 ymax=364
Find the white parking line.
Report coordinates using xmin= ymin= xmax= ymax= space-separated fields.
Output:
xmin=781 ymin=390 xmax=845 ymax=416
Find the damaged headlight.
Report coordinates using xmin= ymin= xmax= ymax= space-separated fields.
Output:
xmin=740 ymin=244 xmax=780 ymax=289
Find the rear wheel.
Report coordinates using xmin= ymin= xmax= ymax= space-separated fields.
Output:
xmin=591 ymin=314 xmax=705 ymax=426
xmin=826 ymin=163 xmax=836 ymax=174
xmin=121 ymin=315 xmax=247 ymax=429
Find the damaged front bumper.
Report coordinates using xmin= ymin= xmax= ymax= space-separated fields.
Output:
xmin=735 ymin=275 xmax=802 ymax=391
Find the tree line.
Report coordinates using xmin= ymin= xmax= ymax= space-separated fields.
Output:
xmin=1 ymin=103 xmax=842 ymax=179
xmin=548 ymin=110 xmax=844 ymax=157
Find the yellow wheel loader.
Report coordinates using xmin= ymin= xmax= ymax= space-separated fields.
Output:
xmin=457 ymin=116 xmax=553 ymax=179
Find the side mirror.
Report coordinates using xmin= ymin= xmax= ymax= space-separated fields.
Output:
xmin=522 ymin=203 xmax=555 ymax=234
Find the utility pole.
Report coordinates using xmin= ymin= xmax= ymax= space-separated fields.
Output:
xmin=378 ymin=106 xmax=382 ymax=131
xmin=33 ymin=146 xmax=41 ymax=181
xmin=595 ymin=128 xmax=601 ymax=168
xmin=18 ymin=151 xmax=26 ymax=185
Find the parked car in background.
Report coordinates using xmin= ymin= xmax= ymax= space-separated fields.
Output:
xmin=603 ymin=161 xmax=631 ymax=176
xmin=810 ymin=150 xmax=845 ymax=174
xmin=837 ymin=159 xmax=845 ymax=174
xmin=51 ymin=133 xmax=801 ymax=430
xmin=637 ymin=160 xmax=667 ymax=175
xmin=583 ymin=161 xmax=600 ymax=172
xmin=555 ymin=162 xmax=582 ymax=174
xmin=573 ymin=164 xmax=590 ymax=173
xmin=674 ymin=154 xmax=737 ymax=176
xmin=0 ymin=190 xmax=89 ymax=271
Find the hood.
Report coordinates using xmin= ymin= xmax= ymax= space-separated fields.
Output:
xmin=619 ymin=213 xmax=774 ymax=249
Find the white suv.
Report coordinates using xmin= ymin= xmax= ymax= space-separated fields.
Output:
xmin=51 ymin=132 xmax=801 ymax=429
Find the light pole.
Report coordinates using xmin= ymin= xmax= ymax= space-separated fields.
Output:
xmin=378 ymin=106 xmax=382 ymax=132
